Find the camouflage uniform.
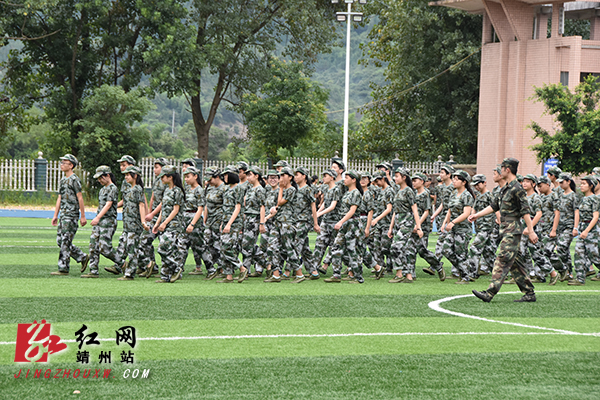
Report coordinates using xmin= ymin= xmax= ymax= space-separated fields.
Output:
xmin=409 ymin=187 xmax=442 ymax=272
xmin=295 ymin=184 xmax=318 ymax=274
xmin=573 ymin=195 xmax=600 ymax=283
xmin=138 ymin=176 xmax=167 ymax=272
xmin=236 ymin=180 xmax=251 ymax=247
xmin=242 ymin=184 xmax=267 ymax=273
xmin=358 ymin=186 xmax=378 ymax=270
xmin=484 ymin=179 xmax=535 ymax=297
xmin=556 ymin=191 xmax=579 ymax=273
xmin=263 ymin=185 xmax=281 ymax=269
xmin=520 ymin=193 xmax=550 ymax=279
xmin=373 ymin=185 xmax=395 ymax=271
xmin=220 ymin=184 xmax=244 ymax=275
xmin=116 ymin=184 xmax=145 ymax=277
xmin=88 ymin=183 xmax=121 ymax=274
xmin=157 ymin=186 xmax=186 ymax=281
xmin=180 ymin=185 xmax=206 ymax=271
xmin=434 ymin=182 xmax=456 ymax=268
xmin=57 ymin=174 xmax=87 ymax=272
xmin=272 ymin=186 xmax=301 ymax=274
xmin=441 ymin=190 xmax=474 ymax=280
xmin=490 ymin=185 xmax=502 ymax=250
xmin=313 ymin=184 xmax=341 ymax=268
xmin=390 ymin=186 xmax=418 ymax=276
xmin=330 ymin=188 xmax=363 ymax=281
xmin=538 ymin=192 xmax=561 ymax=275
xmin=467 ymin=191 xmax=496 ymax=276
xmin=204 ymin=183 xmax=225 ymax=273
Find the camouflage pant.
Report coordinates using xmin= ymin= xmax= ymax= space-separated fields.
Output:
xmin=57 ymin=218 xmax=86 ymax=272
xmin=180 ymin=213 xmax=205 ymax=270
xmin=539 ymin=232 xmax=560 ymax=274
xmin=265 ymin=220 xmax=282 ymax=270
xmin=138 ymin=220 xmax=159 ymax=270
xmin=158 ymin=231 xmax=186 ymax=281
xmin=486 ymin=227 xmax=535 ymax=297
xmin=242 ymin=215 xmax=266 ymax=272
xmin=373 ymin=221 xmax=393 ymax=271
xmin=120 ymin=231 xmax=142 ymax=277
xmin=88 ymin=221 xmax=121 ymax=274
xmin=391 ymin=228 xmax=417 ymax=276
xmin=490 ymin=223 xmax=500 ymax=249
xmin=330 ymin=219 xmax=362 ymax=280
xmin=313 ymin=221 xmax=336 ymax=268
xmin=411 ymin=230 xmax=441 ymax=272
xmin=518 ymin=234 xmax=535 ymax=275
xmin=556 ymin=229 xmax=574 ymax=272
xmin=441 ymin=230 xmax=472 ymax=279
xmin=467 ymin=229 xmax=495 ymax=275
xmin=359 ymin=216 xmax=377 ymax=269
xmin=296 ymin=220 xmax=316 ymax=274
xmin=435 ymin=229 xmax=449 ymax=262
xmin=203 ymin=222 xmax=222 ymax=273
xmin=220 ymin=230 xmax=242 ymax=276
xmin=520 ymin=233 xmax=550 ymax=278
xmin=574 ymin=223 xmax=600 ymax=283
xmin=272 ymin=220 xmax=301 ymax=273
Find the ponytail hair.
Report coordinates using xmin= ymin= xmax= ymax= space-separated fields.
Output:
xmin=107 ymin=172 xmax=116 ymax=184
xmin=129 ymin=172 xmax=144 ymax=188
xmin=166 ymin=173 xmax=184 ymax=194
xmin=404 ymin=175 xmax=413 ymax=190
xmin=569 ymin=179 xmax=576 ymax=192
xmin=456 ymin=176 xmax=475 ymax=199
xmin=356 ymin=182 xmax=364 ymax=196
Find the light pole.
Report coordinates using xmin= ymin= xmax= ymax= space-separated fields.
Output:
xmin=332 ymin=0 xmax=365 ymax=169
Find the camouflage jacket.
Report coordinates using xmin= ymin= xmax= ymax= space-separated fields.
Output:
xmin=473 ymin=191 xmax=494 ymax=232
xmin=151 ymin=177 xmax=167 ymax=212
xmin=244 ymin=184 xmax=266 ymax=216
xmin=578 ymin=195 xmax=600 ymax=226
xmin=222 ymin=184 xmax=244 ymax=230
xmin=359 ymin=186 xmax=375 ymax=215
xmin=557 ymin=191 xmax=579 ymax=231
xmin=237 ymin=181 xmax=250 ymax=217
xmin=122 ymin=184 xmax=144 ymax=233
xmin=275 ymin=186 xmax=297 ymax=223
xmin=161 ymin=186 xmax=184 ymax=233
xmin=321 ymin=184 xmax=341 ymax=223
xmin=438 ymin=182 xmax=455 ymax=214
xmin=447 ymin=190 xmax=474 ymax=234
xmin=183 ymin=185 xmax=205 ymax=213
xmin=392 ymin=186 xmax=416 ymax=234
xmin=415 ymin=188 xmax=432 ymax=233
xmin=376 ymin=185 xmax=395 ymax=226
xmin=539 ymin=193 xmax=558 ymax=233
xmin=120 ymin=180 xmax=132 ymax=202
xmin=96 ymin=183 xmax=118 ymax=224
xmin=205 ymin=183 xmax=225 ymax=227
xmin=490 ymin=179 xmax=531 ymax=235
xmin=59 ymin=174 xmax=82 ymax=220
xmin=370 ymin=185 xmax=383 ymax=216
xmin=295 ymin=184 xmax=315 ymax=222
xmin=265 ymin=185 xmax=279 ymax=211
xmin=338 ymin=188 xmax=362 ymax=223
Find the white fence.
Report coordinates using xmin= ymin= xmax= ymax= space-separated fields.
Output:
xmin=0 ymin=156 xmax=445 ymax=191
xmin=0 ymin=159 xmax=36 ymax=191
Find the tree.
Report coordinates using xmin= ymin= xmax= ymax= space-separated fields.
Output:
xmin=144 ymin=0 xmax=337 ymax=159
xmin=530 ymin=76 xmax=600 ymax=175
xmin=74 ymin=85 xmax=154 ymax=184
xmin=359 ymin=0 xmax=481 ymax=162
xmin=237 ymin=59 xmax=328 ymax=160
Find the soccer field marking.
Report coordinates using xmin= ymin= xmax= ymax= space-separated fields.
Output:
xmin=0 ymin=330 xmax=594 ymax=346
xmin=428 ymin=290 xmax=600 ymax=337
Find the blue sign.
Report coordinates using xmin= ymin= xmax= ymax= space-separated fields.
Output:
xmin=542 ymin=158 xmax=559 ymax=175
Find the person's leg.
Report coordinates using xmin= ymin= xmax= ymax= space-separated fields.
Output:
xmin=486 ymin=231 xmax=520 ymax=297
xmin=87 ymin=225 xmax=101 ymax=274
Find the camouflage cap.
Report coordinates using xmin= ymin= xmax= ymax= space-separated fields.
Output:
xmin=436 ymin=175 xmax=442 ymax=182
xmin=394 ymin=167 xmax=410 ymax=177
xmin=223 ymin=165 xmax=239 ymax=175
xmin=411 ymin=172 xmax=427 ymax=182
xmin=154 ymin=157 xmax=168 ymax=166
xmin=331 ymin=158 xmax=346 ymax=171
xmin=593 ymin=167 xmax=600 ymax=175
xmin=117 ymin=155 xmax=136 ymax=165
xmin=295 ymin=166 xmax=310 ymax=177
xmin=523 ymin=174 xmax=538 ymax=184
xmin=123 ymin=165 xmax=142 ymax=176
xmin=247 ymin=165 xmax=262 ymax=176
xmin=236 ymin=161 xmax=249 ymax=171
xmin=204 ymin=166 xmax=220 ymax=178
xmin=501 ymin=157 xmax=519 ymax=170
xmin=471 ymin=174 xmax=487 ymax=185
xmin=183 ymin=166 xmax=200 ymax=176
xmin=494 ymin=165 xmax=502 ymax=174
xmin=372 ymin=171 xmax=386 ymax=180
xmin=452 ymin=169 xmax=471 ymax=183
xmin=440 ymin=164 xmax=455 ymax=174
xmin=60 ymin=154 xmax=78 ymax=167
xmin=556 ymin=172 xmax=572 ymax=183
xmin=266 ymin=169 xmax=279 ymax=177
xmin=376 ymin=162 xmax=390 ymax=171
xmin=582 ymin=175 xmax=598 ymax=186
xmin=537 ymin=175 xmax=551 ymax=185
xmin=273 ymin=160 xmax=289 ymax=168
xmin=181 ymin=158 xmax=196 ymax=167
xmin=516 ymin=174 xmax=524 ymax=182
xmin=157 ymin=165 xmax=176 ymax=177
xmin=360 ymin=171 xmax=372 ymax=179
xmin=93 ymin=165 xmax=111 ymax=179
xmin=323 ymin=169 xmax=338 ymax=179
xmin=546 ymin=166 xmax=562 ymax=177
xmin=278 ymin=166 xmax=294 ymax=177
xmin=345 ymin=169 xmax=361 ymax=180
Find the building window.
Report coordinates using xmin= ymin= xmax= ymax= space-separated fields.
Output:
xmin=580 ymin=72 xmax=600 ymax=82
xmin=560 ymin=71 xmax=569 ymax=86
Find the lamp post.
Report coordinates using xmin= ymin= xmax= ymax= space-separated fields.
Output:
xmin=332 ymin=0 xmax=365 ymax=169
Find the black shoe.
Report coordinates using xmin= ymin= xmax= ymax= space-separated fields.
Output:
xmin=472 ymin=290 xmax=492 ymax=303
xmin=317 ymin=266 xmax=327 ymax=275
xmin=514 ymin=293 xmax=536 ymax=303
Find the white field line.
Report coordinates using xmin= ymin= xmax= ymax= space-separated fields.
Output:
xmin=0 ymin=331 xmax=594 ymax=346
xmin=428 ymin=290 xmax=600 ymax=337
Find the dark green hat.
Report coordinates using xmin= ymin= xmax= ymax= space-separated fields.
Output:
xmin=436 ymin=176 xmax=442 ymax=182
xmin=236 ymin=161 xmax=249 ymax=171
xmin=592 ymin=167 xmax=600 ymax=175
xmin=411 ymin=172 xmax=427 ymax=181
xmin=273 ymin=160 xmax=289 ymax=168
xmin=556 ymin=172 xmax=572 ymax=183
xmin=582 ymin=175 xmax=598 ymax=186
xmin=471 ymin=174 xmax=486 ymax=185
xmin=154 ymin=157 xmax=168 ymax=166
xmin=223 ymin=165 xmax=239 ymax=175
xmin=157 ymin=165 xmax=176 ymax=177
xmin=93 ymin=165 xmax=111 ymax=179
xmin=547 ymin=166 xmax=562 ymax=177
xmin=516 ymin=174 xmax=524 ymax=182
xmin=394 ymin=167 xmax=410 ymax=177
xmin=440 ymin=164 xmax=455 ymax=174
xmin=537 ymin=175 xmax=551 ymax=185
xmin=183 ymin=166 xmax=200 ymax=176
xmin=295 ymin=167 xmax=310 ymax=177
xmin=376 ymin=162 xmax=391 ymax=171
xmin=523 ymin=174 xmax=537 ymax=184
xmin=494 ymin=165 xmax=502 ymax=174
xmin=60 ymin=154 xmax=78 ymax=167
xmin=345 ymin=169 xmax=361 ymax=180
xmin=123 ymin=165 xmax=142 ymax=176
xmin=266 ymin=169 xmax=279 ymax=177
xmin=500 ymin=157 xmax=519 ymax=171
xmin=360 ymin=171 xmax=371 ymax=179
xmin=204 ymin=166 xmax=221 ymax=180
xmin=323 ymin=169 xmax=338 ymax=179
xmin=278 ymin=166 xmax=294 ymax=177
xmin=182 ymin=158 xmax=197 ymax=168
xmin=452 ymin=169 xmax=471 ymax=183
xmin=247 ymin=165 xmax=262 ymax=176
xmin=117 ymin=155 xmax=136 ymax=165
xmin=331 ymin=158 xmax=346 ymax=171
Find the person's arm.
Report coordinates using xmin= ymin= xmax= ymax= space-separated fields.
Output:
xmin=387 ymin=212 xmax=396 ymax=238
xmin=186 ymin=206 xmax=205 ymax=233
xmin=441 ymin=209 xmax=451 ymax=233
xmin=445 ymin=206 xmax=472 ymax=231
xmin=276 ymin=186 xmax=286 ymax=206
xmin=92 ymin=201 xmax=113 ymax=226
xmin=531 ymin=210 xmax=542 ymax=227
xmin=431 ymin=203 xmax=443 ymax=220
xmin=334 ymin=205 xmax=357 ymax=230
xmin=76 ymin=192 xmax=87 ymax=227
xmin=580 ymin=210 xmax=599 ymax=239
xmin=365 ymin=209 xmax=374 ymax=237
xmin=145 ymin=193 xmax=156 ymax=221
xmin=317 ymin=200 xmax=337 ymax=217
xmin=550 ymin=210 xmax=560 ymax=237
xmin=411 ymin=204 xmax=423 ymax=238
xmin=573 ymin=209 xmax=580 ymax=237
xmin=146 ymin=202 xmax=162 ymax=222
xmin=468 ymin=205 xmax=494 ymax=222
xmin=51 ymin=195 xmax=61 ymax=226
xmin=311 ymin=201 xmax=320 ymax=233
xmin=159 ymin=205 xmax=180 ymax=232
xmin=372 ymin=203 xmax=392 ymax=226
xmin=523 ymin=214 xmax=538 ymax=244
xmin=139 ymin=201 xmax=149 ymax=231
xmin=223 ymin=204 xmax=241 ymax=233
xmin=419 ymin=209 xmax=429 ymax=227
xmin=259 ymin=205 xmax=266 ymax=234
xmin=152 ymin=210 xmax=163 ymax=234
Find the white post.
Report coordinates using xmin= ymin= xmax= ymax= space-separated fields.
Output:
xmin=342 ymin=1 xmax=351 ymax=169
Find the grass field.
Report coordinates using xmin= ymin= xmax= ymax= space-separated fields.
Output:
xmin=1 ymin=217 xmax=599 ymax=399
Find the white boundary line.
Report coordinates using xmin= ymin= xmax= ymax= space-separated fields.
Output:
xmin=428 ymin=290 xmax=600 ymax=337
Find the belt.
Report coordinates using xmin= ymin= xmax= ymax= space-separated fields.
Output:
xmin=500 ymin=216 xmax=519 ymax=223
xmin=360 ymin=213 xmax=368 ymax=217
xmin=185 ymin=209 xmax=198 ymax=214
xmin=583 ymin=220 xmax=592 ymax=223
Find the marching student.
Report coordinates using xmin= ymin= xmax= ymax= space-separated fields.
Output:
xmin=431 ymin=164 xmax=456 ymax=276
xmin=217 ymin=165 xmax=244 ymax=283
xmin=555 ymin=173 xmax=579 ymax=281
xmin=181 ymin=167 xmax=206 ymax=276
xmin=82 ymin=166 xmax=121 ymax=278
xmin=371 ymin=171 xmax=395 ymax=275
xmin=294 ymin=167 xmax=320 ymax=278
xmin=202 ymin=167 xmax=225 ymax=280
xmin=51 ymin=154 xmax=89 ymax=276
xmin=571 ymin=175 xmax=600 ymax=285
xmin=520 ymin=174 xmax=549 ymax=282
xmin=465 ymin=174 xmax=495 ymax=278
xmin=105 ymin=166 xmax=148 ymax=280
xmin=241 ymin=166 xmax=267 ymax=278
xmin=313 ymin=169 xmax=341 ymax=275
xmin=258 ymin=169 xmax=281 ymax=278
xmin=537 ymin=176 xmax=561 ymax=285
